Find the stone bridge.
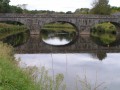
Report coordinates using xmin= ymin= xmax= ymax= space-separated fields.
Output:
xmin=0 ymin=13 xmax=120 ymax=34
xmin=15 ymin=35 xmax=120 ymax=54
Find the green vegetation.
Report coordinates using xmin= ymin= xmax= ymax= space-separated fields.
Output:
xmin=90 ymin=0 xmax=111 ymax=15
xmin=0 ymin=0 xmax=10 ymax=13
xmin=74 ymin=8 xmax=90 ymax=14
xmin=42 ymin=23 xmax=76 ymax=33
xmin=1 ymin=0 xmax=120 ymax=15
xmin=111 ymin=6 xmax=120 ymax=14
xmin=0 ymin=23 xmax=28 ymax=40
xmin=91 ymin=22 xmax=116 ymax=45
xmin=0 ymin=42 xmax=37 ymax=90
xmin=91 ymin=22 xmax=116 ymax=34
xmin=0 ymin=42 xmax=66 ymax=90
xmin=2 ymin=30 xmax=30 ymax=47
xmin=0 ymin=0 xmax=23 ymax=13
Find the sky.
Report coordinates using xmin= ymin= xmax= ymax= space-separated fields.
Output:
xmin=10 ymin=0 xmax=120 ymax=12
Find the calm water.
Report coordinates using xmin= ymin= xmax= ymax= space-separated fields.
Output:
xmin=3 ymin=31 xmax=120 ymax=90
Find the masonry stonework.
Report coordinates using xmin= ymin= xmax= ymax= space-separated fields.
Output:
xmin=0 ymin=13 xmax=120 ymax=34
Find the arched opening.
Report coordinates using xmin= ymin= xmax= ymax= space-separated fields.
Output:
xmin=40 ymin=21 xmax=78 ymax=46
xmin=90 ymin=22 xmax=119 ymax=47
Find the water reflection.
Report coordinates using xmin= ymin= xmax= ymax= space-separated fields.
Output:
xmin=15 ymin=34 xmax=120 ymax=60
xmin=90 ymin=22 xmax=117 ymax=46
xmin=41 ymin=30 xmax=76 ymax=46
xmin=2 ymin=30 xmax=30 ymax=47
xmin=15 ymin=53 xmax=120 ymax=90
xmin=91 ymin=51 xmax=107 ymax=61
xmin=2 ymin=29 xmax=120 ymax=89
xmin=91 ymin=33 xmax=117 ymax=47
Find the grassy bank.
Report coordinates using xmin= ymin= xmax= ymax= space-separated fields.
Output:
xmin=91 ymin=22 xmax=116 ymax=34
xmin=0 ymin=42 xmax=37 ymax=90
xmin=42 ymin=23 xmax=76 ymax=33
xmin=0 ymin=42 xmax=106 ymax=90
xmin=91 ymin=22 xmax=116 ymax=45
xmin=0 ymin=42 xmax=66 ymax=90
xmin=0 ymin=23 xmax=28 ymax=39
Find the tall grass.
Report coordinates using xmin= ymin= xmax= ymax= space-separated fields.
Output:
xmin=0 ymin=42 xmax=66 ymax=90
xmin=75 ymin=71 xmax=106 ymax=90
xmin=0 ymin=42 xmax=37 ymax=90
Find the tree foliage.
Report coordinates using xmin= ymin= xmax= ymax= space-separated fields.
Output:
xmin=10 ymin=6 xmax=23 ymax=13
xmin=111 ymin=6 xmax=120 ymax=14
xmin=74 ymin=8 xmax=90 ymax=14
xmin=91 ymin=0 xmax=111 ymax=15
xmin=0 ymin=0 xmax=10 ymax=13
xmin=0 ymin=0 xmax=23 ymax=13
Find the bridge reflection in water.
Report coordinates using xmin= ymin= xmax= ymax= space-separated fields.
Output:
xmin=15 ymin=34 xmax=120 ymax=54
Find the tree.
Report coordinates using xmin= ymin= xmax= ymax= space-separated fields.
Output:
xmin=90 ymin=0 xmax=111 ymax=15
xmin=74 ymin=8 xmax=90 ymax=14
xmin=66 ymin=11 xmax=73 ymax=14
xmin=10 ymin=6 xmax=23 ymax=13
xmin=0 ymin=0 xmax=10 ymax=13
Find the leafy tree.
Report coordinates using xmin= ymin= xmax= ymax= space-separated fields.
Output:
xmin=10 ymin=6 xmax=23 ymax=13
xmin=90 ymin=0 xmax=111 ymax=15
xmin=74 ymin=8 xmax=90 ymax=14
xmin=66 ymin=11 xmax=73 ymax=14
xmin=0 ymin=0 xmax=10 ymax=13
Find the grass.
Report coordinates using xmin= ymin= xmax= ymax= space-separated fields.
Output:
xmin=0 ymin=42 xmax=66 ymax=90
xmin=0 ymin=42 xmax=37 ymax=90
xmin=75 ymin=74 xmax=106 ymax=90
xmin=42 ymin=23 xmax=76 ymax=33
xmin=0 ymin=23 xmax=28 ymax=40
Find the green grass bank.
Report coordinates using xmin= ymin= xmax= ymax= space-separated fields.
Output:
xmin=0 ymin=42 xmax=38 ymax=90
xmin=42 ymin=23 xmax=76 ymax=33
xmin=0 ymin=23 xmax=28 ymax=40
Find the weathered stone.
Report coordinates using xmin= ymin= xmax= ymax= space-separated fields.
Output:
xmin=0 ymin=13 xmax=120 ymax=34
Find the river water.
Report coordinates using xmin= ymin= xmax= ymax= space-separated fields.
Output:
xmin=3 ymin=30 xmax=120 ymax=90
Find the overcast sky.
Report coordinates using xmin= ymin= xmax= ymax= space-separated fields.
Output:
xmin=10 ymin=0 xmax=120 ymax=12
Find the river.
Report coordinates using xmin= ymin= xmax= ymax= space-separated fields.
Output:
xmin=2 ymin=29 xmax=120 ymax=90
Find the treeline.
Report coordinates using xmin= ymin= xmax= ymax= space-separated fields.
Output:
xmin=23 ymin=6 xmax=120 ymax=15
xmin=0 ymin=0 xmax=23 ymax=13
xmin=1 ymin=0 xmax=120 ymax=15
xmin=4 ymin=6 xmax=120 ymax=14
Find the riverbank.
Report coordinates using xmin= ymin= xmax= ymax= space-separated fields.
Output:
xmin=0 ymin=23 xmax=28 ymax=39
xmin=42 ymin=23 xmax=76 ymax=33
xmin=0 ymin=42 xmax=38 ymax=90
xmin=0 ymin=42 xmax=66 ymax=90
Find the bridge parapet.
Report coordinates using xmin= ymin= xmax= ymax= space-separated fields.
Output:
xmin=0 ymin=13 xmax=118 ymax=18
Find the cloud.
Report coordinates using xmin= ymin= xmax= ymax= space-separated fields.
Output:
xmin=10 ymin=0 xmax=120 ymax=12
